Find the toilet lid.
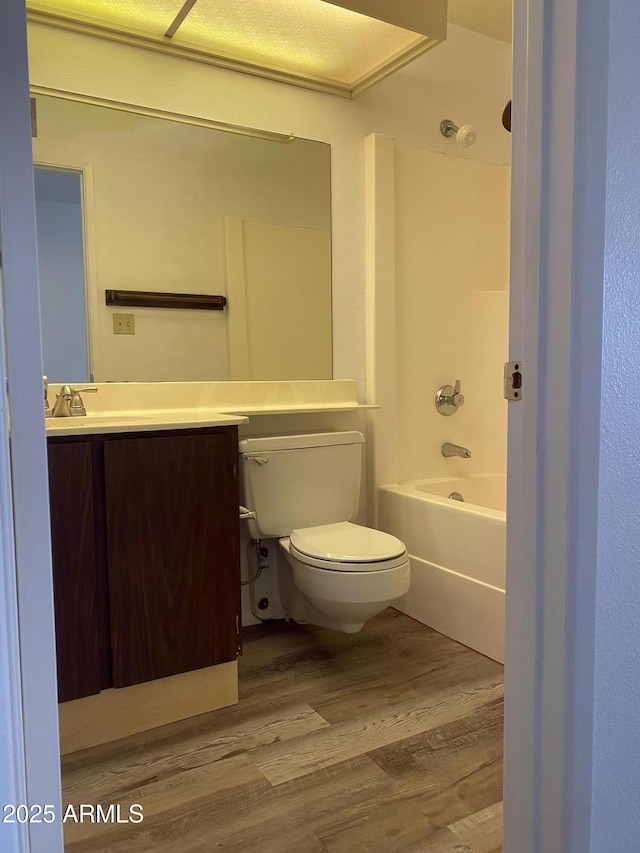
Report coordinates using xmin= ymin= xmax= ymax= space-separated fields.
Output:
xmin=289 ymin=521 xmax=406 ymax=565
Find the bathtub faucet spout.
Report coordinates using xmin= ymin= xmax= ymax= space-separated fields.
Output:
xmin=442 ymin=442 xmax=471 ymax=459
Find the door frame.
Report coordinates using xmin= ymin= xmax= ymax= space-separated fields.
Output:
xmin=0 ymin=2 xmax=64 ymax=852
xmin=503 ymin=0 xmax=608 ymax=850
xmin=33 ymin=160 xmax=98 ymax=382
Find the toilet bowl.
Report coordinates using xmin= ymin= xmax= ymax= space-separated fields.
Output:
xmin=278 ymin=522 xmax=410 ymax=632
xmin=239 ymin=431 xmax=411 ymax=634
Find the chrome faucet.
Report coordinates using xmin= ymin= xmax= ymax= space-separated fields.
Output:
xmin=435 ymin=379 xmax=465 ymax=416
xmin=442 ymin=442 xmax=471 ymax=459
xmin=51 ymin=385 xmax=98 ymax=417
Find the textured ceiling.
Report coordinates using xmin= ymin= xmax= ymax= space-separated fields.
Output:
xmin=26 ymin=0 xmax=510 ymax=94
xmin=448 ymin=0 xmax=513 ymax=43
xmin=27 ymin=0 xmax=440 ymax=93
xmin=174 ymin=0 xmax=424 ymax=82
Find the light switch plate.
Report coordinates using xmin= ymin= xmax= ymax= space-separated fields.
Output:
xmin=113 ymin=313 xmax=135 ymax=335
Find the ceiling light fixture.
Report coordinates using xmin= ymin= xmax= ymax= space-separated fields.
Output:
xmin=27 ymin=0 xmax=447 ymax=98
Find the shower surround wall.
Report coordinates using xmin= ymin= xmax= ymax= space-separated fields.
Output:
xmin=367 ymin=126 xmax=510 ymax=660
xmin=395 ymin=146 xmax=510 ymax=482
xmin=367 ymin=135 xmax=510 ymax=499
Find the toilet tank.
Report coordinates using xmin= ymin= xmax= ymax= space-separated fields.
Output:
xmin=239 ymin=431 xmax=364 ymax=539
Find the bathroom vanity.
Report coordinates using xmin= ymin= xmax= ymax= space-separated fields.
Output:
xmin=48 ymin=425 xmax=241 ymax=702
xmin=44 ymin=380 xmax=373 ymax=752
xmin=45 ymin=409 xmax=248 ymax=753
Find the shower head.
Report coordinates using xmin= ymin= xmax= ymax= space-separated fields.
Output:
xmin=440 ymin=119 xmax=477 ymax=147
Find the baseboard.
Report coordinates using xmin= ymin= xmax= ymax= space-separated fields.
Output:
xmin=59 ymin=660 xmax=238 ymax=755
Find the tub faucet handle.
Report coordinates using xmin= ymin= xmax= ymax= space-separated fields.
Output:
xmin=452 ymin=380 xmax=464 ymax=407
xmin=435 ymin=380 xmax=465 ymax=416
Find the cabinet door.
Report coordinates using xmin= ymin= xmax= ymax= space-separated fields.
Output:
xmin=105 ymin=428 xmax=240 ymax=688
xmin=48 ymin=440 xmax=102 ymax=702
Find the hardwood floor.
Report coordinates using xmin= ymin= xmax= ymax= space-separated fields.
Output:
xmin=61 ymin=610 xmax=504 ymax=852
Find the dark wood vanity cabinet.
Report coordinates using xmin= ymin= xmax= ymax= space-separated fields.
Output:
xmin=105 ymin=430 xmax=240 ymax=687
xmin=47 ymin=440 xmax=104 ymax=703
xmin=47 ymin=426 xmax=241 ymax=702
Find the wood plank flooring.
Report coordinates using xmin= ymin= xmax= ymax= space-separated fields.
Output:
xmin=61 ymin=609 xmax=504 ymax=852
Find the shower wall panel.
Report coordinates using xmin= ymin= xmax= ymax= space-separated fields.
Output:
xmin=394 ymin=147 xmax=510 ymax=482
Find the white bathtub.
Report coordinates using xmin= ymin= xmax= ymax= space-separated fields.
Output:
xmin=378 ymin=475 xmax=505 ymax=663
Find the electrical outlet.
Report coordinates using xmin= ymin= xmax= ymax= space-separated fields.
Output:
xmin=113 ymin=313 xmax=135 ymax=335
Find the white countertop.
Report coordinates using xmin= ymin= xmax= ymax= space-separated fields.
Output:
xmin=43 ymin=380 xmax=377 ymax=436
xmin=45 ymin=410 xmax=249 ymax=436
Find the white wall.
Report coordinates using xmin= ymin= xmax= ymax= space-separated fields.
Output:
xmin=27 ymin=21 xmax=512 ymax=396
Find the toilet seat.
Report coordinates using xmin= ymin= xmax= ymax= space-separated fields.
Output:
xmin=287 ymin=521 xmax=408 ymax=572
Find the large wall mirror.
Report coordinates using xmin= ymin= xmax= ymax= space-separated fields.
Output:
xmin=32 ymin=94 xmax=332 ymax=383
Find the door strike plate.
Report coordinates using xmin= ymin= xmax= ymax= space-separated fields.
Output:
xmin=504 ymin=361 xmax=523 ymax=401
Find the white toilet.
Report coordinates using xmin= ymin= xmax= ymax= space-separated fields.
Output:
xmin=239 ymin=431 xmax=410 ymax=633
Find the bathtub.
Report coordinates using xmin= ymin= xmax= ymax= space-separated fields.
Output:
xmin=378 ymin=475 xmax=505 ymax=663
